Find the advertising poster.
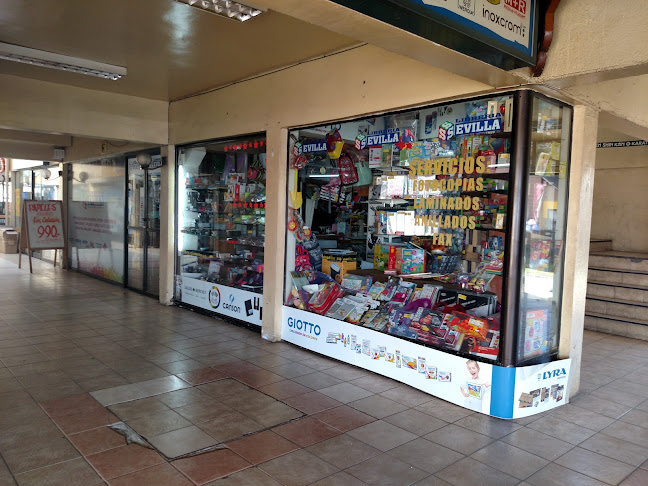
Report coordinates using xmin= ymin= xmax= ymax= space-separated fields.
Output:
xmin=415 ymin=0 xmax=536 ymax=56
xmin=283 ymin=306 xmax=494 ymax=415
xmin=23 ymin=200 xmax=65 ymax=249
xmin=282 ymin=306 xmax=571 ymax=418
xmin=68 ymin=201 xmax=124 ymax=282
xmin=179 ymin=276 xmax=262 ymax=326
xmin=512 ymin=359 xmax=571 ymax=418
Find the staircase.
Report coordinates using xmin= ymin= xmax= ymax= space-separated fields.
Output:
xmin=585 ymin=251 xmax=648 ymax=340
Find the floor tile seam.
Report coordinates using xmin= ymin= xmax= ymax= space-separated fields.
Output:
xmin=466 ymin=440 xmax=551 ymax=481
xmin=99 ymin=376 xmax=304 ymax=447
xmin=341 ymin=453 xmax=431 ymax=484
xmin=9 ymin=455 xmax=95 ymax=482
xmin=577 ymin=438 xmax=648 ymax=468
xmin=225 ymin=434 xmax=302 ymax=464
xmin=257 ymin=448 xmax=342 ymax=484
xmin=43 ymin=403 xmax=122 ymax=438
xmin=503 ymin=434 xmax=579 ymax=462
xmin=83 ymin=445 xmax=160 ymax=485
xmin=166 ymin=460 xmax=204 ymax=486
xmin=548 ymin=448 xmax=643 ymax=486
xmin=597 ymin=425 xmax=648 ymax=448
xmin=0 ymin=450 xmax=18 ymax=484
xmin=539 ymin=407 xmax=624 ymax=432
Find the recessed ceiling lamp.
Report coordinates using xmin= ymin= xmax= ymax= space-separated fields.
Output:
xmin=174 ymin=0 xmax=266 ymax=22
xmin=0 ymin=42 xmax=126 ymax=80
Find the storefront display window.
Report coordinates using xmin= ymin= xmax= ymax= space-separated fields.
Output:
xmin=68 ymin=158 xmax=126 ymax=283
xmin=285 ymin=95 xmax=515 ymax=363
xmin=518 ymin=97 xmax=572 ymax=364
xmin=175 ymin=135 xmax=266 ymax=325
xmin=284 ymin=92 xmax=572 ymax=369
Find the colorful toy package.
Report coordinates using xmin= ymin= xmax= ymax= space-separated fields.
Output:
xmin=451 ymin=312 xmax=490 ymax=341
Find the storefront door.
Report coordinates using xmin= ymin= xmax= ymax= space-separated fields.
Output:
xmin=126 ymin=159 xmax=161 ymax=296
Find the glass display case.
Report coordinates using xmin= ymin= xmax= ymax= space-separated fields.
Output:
xmin=285 ymin=94 xmax=516 ymax=362
xmin=517 ymin=97 xmax=572 ymax=365
xmin=175 ymin=135 xmax=266 ymax=325
xmin=281 ymin=91 xmax=573 ymax=418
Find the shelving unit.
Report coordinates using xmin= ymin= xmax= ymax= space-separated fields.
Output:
xmin=178 ymin=152 xmax=266 ymax=294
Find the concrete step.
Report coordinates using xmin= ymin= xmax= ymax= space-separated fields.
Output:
xmin=584 ymin=312 xmax=648 ymax=341
xmin=585 ymin=295 xmax=648 ymax=320
xmin=589 ymin=251 xmax=648 ymax=273
xmin=588 ymin=267 xmax=648 ymax=287
xmin=590 ymin=239 xmax=613 ymax=252
xmin=587 ymin=281 xmax=648 ymax=303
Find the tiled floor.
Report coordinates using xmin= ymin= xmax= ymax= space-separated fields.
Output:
xmin=1 ymin=254 xmax=648 ymax=486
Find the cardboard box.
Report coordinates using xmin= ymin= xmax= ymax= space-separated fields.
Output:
xmin=322 ymin=250 xmax=357 ymax=282
xmin=0 ymin=227 xmax=16 ymax=238
xmin=0 ymin=230 xmax=19 ymax=243
xmin=0 ymin=239 xmax=17 ymax=254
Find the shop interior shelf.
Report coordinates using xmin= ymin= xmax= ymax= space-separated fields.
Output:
xmin=463 ymin=189 xmax=508 ymax=196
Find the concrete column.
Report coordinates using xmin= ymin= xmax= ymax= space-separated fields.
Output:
xmin=159 ymin=145 xmax=176 ymax=305
xmin=560 ymin=106 xmax=598 ymax=396
xmin=261 ymin=127 xmax=288 ymax=341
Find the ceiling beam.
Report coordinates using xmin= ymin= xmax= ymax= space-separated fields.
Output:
xmin=259 ymin=0 xmax=520 ymax=89
xmin=0 ymin=129 xmax=71 ymax=146
xmin=0 ymin=141 xmax=59 ymax=162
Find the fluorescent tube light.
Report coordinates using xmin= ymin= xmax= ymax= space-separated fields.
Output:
xmin=175 ymin=0 xmax=266 ymax=21
xmin=0 ymin=42 xmax=126 ymax=80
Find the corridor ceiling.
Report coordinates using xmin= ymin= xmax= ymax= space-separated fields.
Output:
xmin=0 ymin=0 xmax=357 ymax=101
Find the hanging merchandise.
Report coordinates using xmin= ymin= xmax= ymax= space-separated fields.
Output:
xmin=352 ymin=156 xmax=373 ymax=187
xmin=326 ymin=129 xmax=344 ymax=160
xmin=289 ymin=170 xmax=303 ymax=209
xmin=288 ymin=209 xmax=311 ymax=242
xmin=337 ymin=152 xmax=359 ymax=186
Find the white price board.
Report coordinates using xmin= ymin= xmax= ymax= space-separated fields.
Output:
xmin=22 ymin=200 xmax=65 ymax=249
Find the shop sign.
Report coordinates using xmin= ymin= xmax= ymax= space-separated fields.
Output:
xmin=294 ymin=139 xmax=328 ymax=155
xmin=355 ymin=128 xmax=400 ymax=150
xmin=454 ymin=114 xmax=503 ymax=137
xmin=330 ymin=0 xmax=538 ymax=69
xmin=179 ymin=277 xmax=262 ymax=326
xmin=596 ymin=140 xmax=648 ymax=148
xmin=281 ymin=305 xmax=571 ymax=418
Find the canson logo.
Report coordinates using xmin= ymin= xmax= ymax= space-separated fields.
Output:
xmin=222 ymin=294 xmax=241 ymax=314
xmin=538 ymin=368 xmax=567 ymax=380
xmin=287 ymin=317 xmax=321 ymax=336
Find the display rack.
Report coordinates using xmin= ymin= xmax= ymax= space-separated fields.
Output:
xmin=175 ymin=139 xmax=267 ymax=325
xmin=282 ymin=90 xmax=573 ymax=418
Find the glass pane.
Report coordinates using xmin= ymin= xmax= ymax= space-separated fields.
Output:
xmin=146 ymin=168 xmax=162 ymax=295
xmin=517 ymin=97 xmax=572 ymax=364
xmin=68 ymin=158 xmax=126 ymax=283
xmin=41 ymin=165 xmax=61 ymax=201
xmin=177 ymin=137 xmax=266 ymax=299
xmin=285 ymin=95 xmax=514 ymax=362
xmin=128 ymin=165 xmax=145 ymax=291
xmin=33 ymin=171 xmax=43 ymax=200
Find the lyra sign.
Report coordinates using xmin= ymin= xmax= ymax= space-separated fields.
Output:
xmin=330 ymin=0 xmax=538 ymax=69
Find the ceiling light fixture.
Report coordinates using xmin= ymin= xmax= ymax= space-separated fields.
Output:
xmin=174 ymin=0 xmax=266 ymax=22
xmin=0 ymin=42 xmax=126 ymax=80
